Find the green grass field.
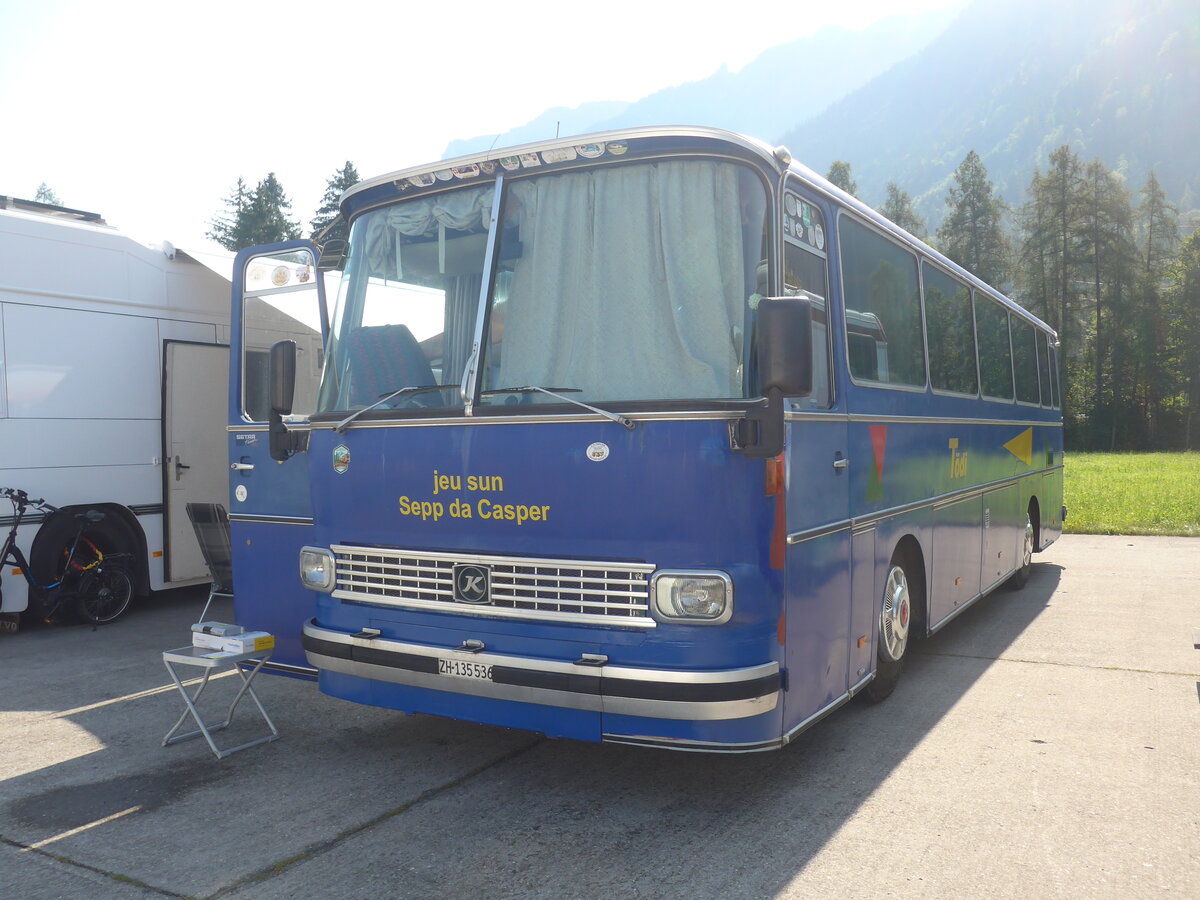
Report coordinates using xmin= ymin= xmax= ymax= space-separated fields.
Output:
xmin=1064 ymin=452 xmax=1200 ymax=536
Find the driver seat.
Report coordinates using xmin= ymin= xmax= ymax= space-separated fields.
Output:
xmin=344 ymin=324 xmax=436 ymax=406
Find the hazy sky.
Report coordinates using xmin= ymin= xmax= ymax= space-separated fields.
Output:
xmin=1 ymin=0 xmax=963 ymax=252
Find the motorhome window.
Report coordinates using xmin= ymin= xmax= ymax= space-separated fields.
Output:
xmin=316 ymin=185 xmax=494 ymax=413
xmin=975 ymin=294 xmax=1014 ymax=400
xmin=839 ymin=217 xmax=925 ymax=388
xmin=477 ymin=160 xmax=767 ymax=405
xmin=1012 ymin=318 xmax=1040 ymax=404
xmin=783 ymin=239 xmax=831 ymax=408
xmin=922 ymin=262 xmax=977 ymax=395
xmin=241 ymin=249 xmax=325 ymax=421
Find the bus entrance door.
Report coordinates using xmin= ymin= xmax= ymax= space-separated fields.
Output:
xmin=228 ymin=242 xmax=328 ymax=671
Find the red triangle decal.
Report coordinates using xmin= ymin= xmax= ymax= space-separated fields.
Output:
xmin=869 ymin=425 xmax=888 ymax=484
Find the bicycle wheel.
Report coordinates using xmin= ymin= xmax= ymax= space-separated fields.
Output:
xmin=76 ymin=564 xmax=133 ymax=624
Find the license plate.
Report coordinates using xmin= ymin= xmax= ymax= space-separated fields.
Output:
xmin=437 ymin=658 xmax=493 ymax=681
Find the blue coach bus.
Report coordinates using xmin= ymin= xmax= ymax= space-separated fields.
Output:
xmin=228 ymin=127 xmax=1064 ymax=752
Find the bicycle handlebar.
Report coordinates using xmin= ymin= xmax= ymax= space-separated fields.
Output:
xmin=1 ymin=487 xmax=59 ymax=513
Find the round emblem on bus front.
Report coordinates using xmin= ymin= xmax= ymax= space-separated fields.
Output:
xmin=587 ymin=442 xmax=610 ymax=462
xmin=332 ymin=444 xmax=350 ymax=474
xmin=235 ymin=485 xmax=248 ymax=503
xmin=453 ymin=564 xmax=490 ymax=604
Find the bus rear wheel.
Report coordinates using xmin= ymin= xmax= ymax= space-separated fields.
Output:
xmin=865 ymin=554 xmax=914 ymax=703
xmin=1006 ymin=512 xmax=1034 ymax=590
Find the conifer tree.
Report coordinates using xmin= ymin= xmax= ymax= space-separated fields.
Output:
xmin=1135 ymin=172 xmax=1180 ymax=442
xmin=207 ymin=177 xmax=250 ymax=250
xmin=937 ymin=151 xmax=1008 ymax=289
xmin=245 ymin=173 xmax=301 ymax=246
xmin=879 ymin=182 xmax=926 ymax=241
xmin=1079 ymin=158 xmax=1137 ymax=446
xmin=826 ymin=161 xmax=858 ymax=198
xmin=34 ymin=183 xmax=61 ymax=205
xmin=1164 ymin=231 xmax=1200 ymax=449
xmin=1041 ymin=146 xmax=1085 ymax=355
xmin=310 ymin=161 xmax=359 ymax=243
xmin=207 ymin=174 xmax=300 ymax=251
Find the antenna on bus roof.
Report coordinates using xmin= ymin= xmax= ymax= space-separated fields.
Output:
xmin=556 ymin=121 xmax=560 ymax=139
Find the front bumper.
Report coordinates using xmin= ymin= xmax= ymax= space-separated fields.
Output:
xmin=302 ymin=619 xmax=780 ymax=722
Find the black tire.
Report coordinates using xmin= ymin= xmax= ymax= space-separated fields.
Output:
xmin=76 ymin=564 xmax=133 ymax=624
xmin=864 ymin=551 xmax=916 ymax=703
xmin=31 ymin=511 xmax=142 ymax=603
xmin=1006 ymin=511 xmax=1034 ymax=591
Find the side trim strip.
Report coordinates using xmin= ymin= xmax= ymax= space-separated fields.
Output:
xmin=787 ymin=466 xmax=1061 ymax=544
xmin=229 ymin=514 xmax=315 ymax=526
xmin=602 ymin=734 xmax=783 ymax=753
xmin=780 ymin=689 xmax=854 ymax=746
xmin=845 ymin=413 xmax=1062 ymax=428
xmin=787 ymin=519 xmax=852 ymax=545
xmin=0 ymin=503 xmax=165 ymax=529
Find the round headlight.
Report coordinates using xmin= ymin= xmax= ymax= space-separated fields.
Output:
xmin=672 ymin=580 xmax=725 ymax=618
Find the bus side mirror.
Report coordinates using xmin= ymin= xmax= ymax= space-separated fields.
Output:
xmin=734 ymin=297 xmax=813 ymax=459
xmin=268 ymin=340 xmax=299 ymax=461
xmin=758 ymin=296 xmax=813 ymax=398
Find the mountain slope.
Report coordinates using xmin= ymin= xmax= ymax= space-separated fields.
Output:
xmin=443 ymin=8 xmax=960 ymax=159
xmin=778 ymin=0 xmax=1200 ymax=218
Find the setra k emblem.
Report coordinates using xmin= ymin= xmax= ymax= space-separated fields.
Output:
xmin=453 ymin=564 xmax=490 ymax=603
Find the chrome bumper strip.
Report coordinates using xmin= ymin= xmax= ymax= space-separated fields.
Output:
xmin=302 ymin=620 xmax=778 ymax=721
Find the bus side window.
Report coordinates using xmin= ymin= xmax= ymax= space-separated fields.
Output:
xmin=922 ymin=262 xmax=977 ymax=395
xmin=1039 ymin=332 xmax=1053 ymax=407
xmin=839 ymin=216 xmax=925 ymax=388
xmin=1049 ymin=337 xmax=1061 ymax=409
xmin=1012 ymin=317 xmax=1040 ymax=404
xmin=975 ymin=293 xmax=1014 ymax=401
xmin=782 ymin=239 xmax=831 ymax=408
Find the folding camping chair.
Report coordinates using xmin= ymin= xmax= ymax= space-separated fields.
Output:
xmin=162 ymin=502 xmax=278 ymax=758
xmin=185 ymin=502 xmax=233 ymax=623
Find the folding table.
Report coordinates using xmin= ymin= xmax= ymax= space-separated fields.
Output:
xmin=161 ymin=645 xmax=279 ymax=759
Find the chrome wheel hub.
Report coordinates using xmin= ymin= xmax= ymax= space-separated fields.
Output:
xmin=1022 ymin=516 xmax=1034 ymax=570
xmin=879 ymin=565 xmax=910 ymax=663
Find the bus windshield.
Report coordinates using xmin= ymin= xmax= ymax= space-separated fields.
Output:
xmin=316 ymin=158 xmax=768 ymax=415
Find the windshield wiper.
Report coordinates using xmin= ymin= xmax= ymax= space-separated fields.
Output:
xmin=334 ymin=385 xmax=457 ymax=433
xmin=481 ymin=385 xmax=635 ymax=430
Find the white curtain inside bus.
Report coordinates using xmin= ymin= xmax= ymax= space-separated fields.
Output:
xmin=484 ymin=160 xmax=761 ymax=403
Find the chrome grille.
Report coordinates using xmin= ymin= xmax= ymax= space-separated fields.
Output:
xmin=330 ymin=544 xmax=655 ymax=627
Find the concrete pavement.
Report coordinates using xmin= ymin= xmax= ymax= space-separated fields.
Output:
xmin=1 ymin=534 xmax=1196 ymax=899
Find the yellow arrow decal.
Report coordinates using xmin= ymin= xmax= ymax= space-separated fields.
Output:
xmin=1003 ymin=427 xmax=1033 ymax=466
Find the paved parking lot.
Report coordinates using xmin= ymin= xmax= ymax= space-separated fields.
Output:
xmin=1 ymin=534 xmax=1197 ymax=899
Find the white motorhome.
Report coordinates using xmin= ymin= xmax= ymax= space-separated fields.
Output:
xmin=0 ymin=198 xmax=231 ymax=630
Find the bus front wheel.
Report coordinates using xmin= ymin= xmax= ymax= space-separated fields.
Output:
xmin=865 ymin=554 xmax=914 ymax=703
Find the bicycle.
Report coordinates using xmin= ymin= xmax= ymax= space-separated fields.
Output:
xmin=0 ymin=487 xmax=135 ymax=627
